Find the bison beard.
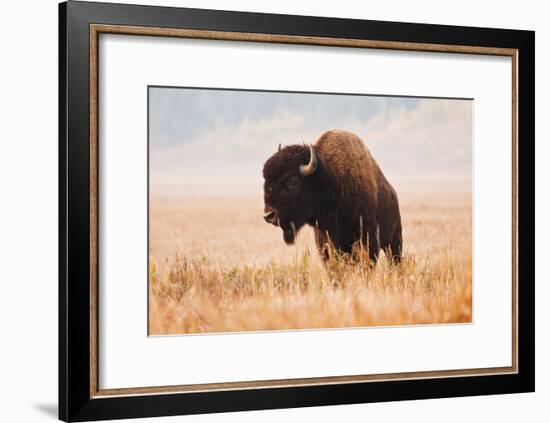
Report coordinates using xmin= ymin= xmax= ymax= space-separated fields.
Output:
xmin=262 ymin=129 xmax=403 ymax=264
xmin=283 ymin=222 xmax=297 ymax=245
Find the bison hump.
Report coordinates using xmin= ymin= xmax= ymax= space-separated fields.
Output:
xmin=315 ymin=129 xmax=378 ymax=194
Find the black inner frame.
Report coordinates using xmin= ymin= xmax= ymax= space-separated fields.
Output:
xmin=59 ymin=1 xmax=535 ymax=421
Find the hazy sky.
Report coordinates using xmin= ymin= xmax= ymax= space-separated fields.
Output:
xmin=149 ymin=87 xmax=472 ymax=197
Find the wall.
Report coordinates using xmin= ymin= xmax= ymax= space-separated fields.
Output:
xmin=0 ymin=0 xmax=545 ymax=421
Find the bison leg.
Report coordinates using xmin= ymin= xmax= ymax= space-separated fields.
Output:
xmin=313 ymin=227 xmax=331 ymax=261
xmin=365 ymin=227 xmax=380 ymax=264
xmin=386 ymin=224 xmax=402 ymax=264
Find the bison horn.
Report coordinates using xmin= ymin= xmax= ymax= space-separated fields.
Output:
xmin=300 ymin=144 xmax=317 ymax=176
xmin=278 ymin=143 xmax=282 ymax=152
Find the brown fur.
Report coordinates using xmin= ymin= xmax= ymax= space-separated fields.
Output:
xmin=263 ymin=129 xmax=402 ymax=263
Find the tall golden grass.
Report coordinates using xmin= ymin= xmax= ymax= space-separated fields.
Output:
xmin=149 ymin=188 xmax=472 ymax=335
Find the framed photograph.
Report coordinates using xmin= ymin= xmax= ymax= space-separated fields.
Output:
xmin=59 ymin=1 xmax=534 ymax=421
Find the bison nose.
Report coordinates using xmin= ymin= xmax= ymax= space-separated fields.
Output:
xmin=263 ymin=208 xmax=278 ymax=226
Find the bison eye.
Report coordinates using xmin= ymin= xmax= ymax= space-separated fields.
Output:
xmin=287 ymin=176 xmax=301 ymax=193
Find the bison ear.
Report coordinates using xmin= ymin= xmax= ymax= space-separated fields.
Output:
xmin=300 ymin=144 xmax=318 ymax=176
xmin=278 ymin=143 xmax=282 ymax=152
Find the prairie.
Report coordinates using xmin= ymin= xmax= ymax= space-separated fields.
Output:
xmin=149 ymin=182 xmax=472 ymax=335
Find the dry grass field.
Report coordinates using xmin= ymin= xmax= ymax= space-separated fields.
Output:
xmin=149 ymin=182 xmax=472 ymax=335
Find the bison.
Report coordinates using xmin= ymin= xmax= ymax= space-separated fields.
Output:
xmin=262 ymin=129 xmax=402 ymax=264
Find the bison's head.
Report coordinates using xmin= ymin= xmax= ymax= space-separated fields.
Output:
xmin=262 ymin=144 xmax=318 ymax=245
